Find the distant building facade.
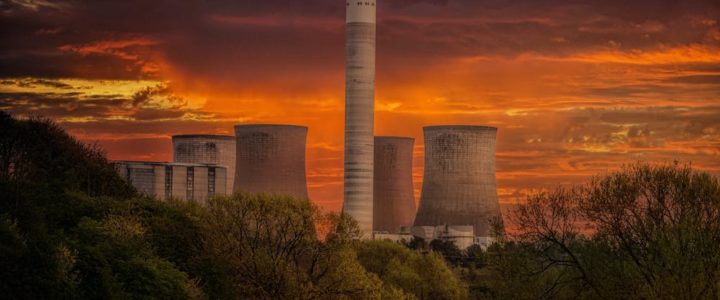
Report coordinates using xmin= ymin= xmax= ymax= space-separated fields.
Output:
xmin=172 ymin=135 xmax=236 ymax=193
xmin=373 ymin=225 xmax=495 ymax=250
xmin=113 ymin=161 xmax=227 ymax=204
xmin=410 ymin=225 xmax=476 ymax=250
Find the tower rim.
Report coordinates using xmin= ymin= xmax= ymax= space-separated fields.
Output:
xmin=424 ymin=125 xmax=498 ymax=132
xmin=234 ymin=124 xmax=308 ymax=130
xmin=375 ymin=136 xmax=415 ymax=141
xmin=172 ymin=134 xmax=235 ymax=140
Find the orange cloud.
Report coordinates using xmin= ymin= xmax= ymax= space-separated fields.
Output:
xmin=3 ymin=0 xmax=719 ymax=215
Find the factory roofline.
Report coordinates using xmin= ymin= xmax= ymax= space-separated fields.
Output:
xmin=424 ymin=125 xmax=498 ymax=131
xmin=112 ymin=160 xmax=226 ymax=168
xmin=375 ymin=136 xmax=415 ymax=141
xmin=172 ymin=134 xmax=234 ymax=140
xmin=234 ymin=124 xmax=308 ymax=129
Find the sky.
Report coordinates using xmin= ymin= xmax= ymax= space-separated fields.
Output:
xmin=1 ymin=0 xmax=719 ymax=212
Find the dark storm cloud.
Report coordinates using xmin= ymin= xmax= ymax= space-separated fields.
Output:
xmin=2 ymin=0 xmax=719 ymax=207
xmin=131 ymin=84 xmax=185 ymax=108
xmin=2 ymin=78 xmax=74 ymax=89
xmin=130 ymin=109 xmax=188 ymax=121
xmin=585 ymin=83 xmax=720 ymax=100
xmin=0 ymin=79 xmax=203 ymax=123
xmin=0 ymin=92 xmax=121 ymax=117
xmin=2 ymin=0 xmax=718 ymax=81
xmin=667 ymin=75 xmax=720 ymax=85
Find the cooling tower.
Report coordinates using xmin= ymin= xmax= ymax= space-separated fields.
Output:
xmin=172 ymin=135 xmax=235 ymax=193
xmin=344 ymin=0 xmax=376 ymax=236
xmin=414 ymin=126 xmax=501 ymax=237
xmin=374 ymin=137 xmax=416 ymax=233
xmin=234 ymin=125 xmax=308 ymax=199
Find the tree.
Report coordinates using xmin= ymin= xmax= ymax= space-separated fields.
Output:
xmin=197 ymin=193 xmax=383 ymax=299
xmin=429 ymin=239 xmax=463 ymax=266
xmin=0 ymin=112 xmax=200 ymax=299
xmin=510 ymin=163 xmax=720 ymax=299
xmin=355 ymin=240 xmax=469 ymax=299
xmin=0 ymin=111 xmax=134 ymax=199
xmin=405 ymin=237 xmax=428 ymax=250
xmin=72 ymin=212 xmax=203 ymax=299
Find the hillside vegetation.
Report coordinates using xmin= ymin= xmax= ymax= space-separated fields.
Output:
xmin=2 ymin=111 xmax=719 ymax=299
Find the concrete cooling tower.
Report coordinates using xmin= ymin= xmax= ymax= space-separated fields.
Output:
xmin=234 ymin=125 xmax=308 ymax=199
xmin=172 ymin=135 xmax=236 ymax=192
xmin=374 ymin=137 xmax=416 ymax=233
xmin=344 ymin=0 xmax=377 ymax=237
xmin=414 ymin=126 xmax=501 ymax=237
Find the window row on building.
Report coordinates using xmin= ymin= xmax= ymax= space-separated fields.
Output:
xmin=113 ymin=161 xmax=227 ymax=204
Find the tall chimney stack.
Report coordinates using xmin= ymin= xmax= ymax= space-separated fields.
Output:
xmin=343 ymin=0 xmax=377 ymax=236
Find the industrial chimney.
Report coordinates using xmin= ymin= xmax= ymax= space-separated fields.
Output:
xmin=234 ymin=125 xmax=309 ymax=200
xmin=172 ymin=135 xmax=236 ymax=193
xmin=414 ymin=126 xmax=501 ymax=237
xmin=374 ymin=136 xmax=416 ymax=234
xmin=344 ymin=0 xmax=377 ymax=236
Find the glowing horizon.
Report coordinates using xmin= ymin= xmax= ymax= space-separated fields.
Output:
xmin=1 ymin=0 xmax=719 ymax=212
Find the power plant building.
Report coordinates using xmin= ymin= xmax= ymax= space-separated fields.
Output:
xmin=172 ymin=135 xmax=236 ymax=192
xmin=373 ymin=136 xmax=416 ymax=233
xmin=413 ymin=126 xmax=501 ymax=238
xmin=344 ymin=0 xmax=377 ymax=236
xmin=113 ymin=161 xmax=227 ymax=203
xmin=234 ymin=125 xmax=309 ymax=199
xmin=411 ymin=225 xmax=476 ymax=250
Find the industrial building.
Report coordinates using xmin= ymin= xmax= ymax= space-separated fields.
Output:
xmin=113 ymin=161 xmax=227 ymax=203
xmin=374 ymin=225 xmax=493 ymax=250
xmin=172 ymin=135 xmax=236 ymax=193
xmin=105 ymin=1 xmax=507 ymax=253
xmin=413 ymin=125 xmax=501 ymax=239
xmin=373 ymin=136 xmax=416 ymax=233
xmin=411 ymin=225 xmax=476 ymax=250
xmin=343 ymin=0 xmax=377 ymax=236
xmin=234 ymin=125 xmax=309 ymax=199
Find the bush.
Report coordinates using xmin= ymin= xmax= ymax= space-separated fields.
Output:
xmin=356 ymin=240 xmax=468 ymax=299
xmin=496 ymin=163 xmax=720 ymax=299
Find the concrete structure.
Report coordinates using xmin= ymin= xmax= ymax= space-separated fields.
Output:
xmin=172 ymin=135 xmax=236 ymax=193
xmin=234 ymin=125 xmax=308 ymax=199
xmin=475 ymin=236 xmax=496 ymax=250
xmin=373 ymin=232 xmax=413 ymax=244
xmin=405 ymin=225 xmax=480 ymax=250
xmin=344 ymin=0 xmax=377 ymax=237
xmin=374 ymin=136 xmax=416 ymax=233
xmin=442 ymin=225 xmax=476 ymax=250
xmin=414 ymin=126 xmax=501 ymax=237
xmin=113 ymin=161 xmax=227 ymax=204
xmin=411 ymin=226 xmax=438 ymax=241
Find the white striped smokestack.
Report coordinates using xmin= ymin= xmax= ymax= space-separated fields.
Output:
xmin=343 ymin=0 xmax=376 ymax=237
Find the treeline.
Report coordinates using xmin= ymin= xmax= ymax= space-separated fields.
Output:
xmin=0 ymin=112 xmax=465 ymax=299
xmin=479 ymin=162 xmax=720 ymax=299
xmin=2 ymin=111 xmax=719 ymax=299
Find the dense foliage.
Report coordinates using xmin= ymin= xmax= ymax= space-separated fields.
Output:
xmin=477 ymin=163 xmax=720 ymax=299
xmin=2 ymin=111 xmax=719 ymax=299
xmin=0 ymin=112 xmax=465 ymax=299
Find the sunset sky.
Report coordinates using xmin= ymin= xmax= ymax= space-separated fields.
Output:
xmin=1 ymin=0 xmax=719 ymax=212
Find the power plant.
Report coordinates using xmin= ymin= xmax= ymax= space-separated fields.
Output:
xmin=373 ymin=136 xmax=416 ymax=233
xmin=112 ymin=1 xmax=504 ymax=250
xmin=344 ymin=0 xmax=377 ymax=236
xmin=113 ymin=161 xmax=227 ymax=204
xmin=413 ymin=126 xmax=501 ymax=238
xmin=172 ymin=135 xmax=236 ymax=193
xmin=234 ymin=125 xmax=309 ymax=199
